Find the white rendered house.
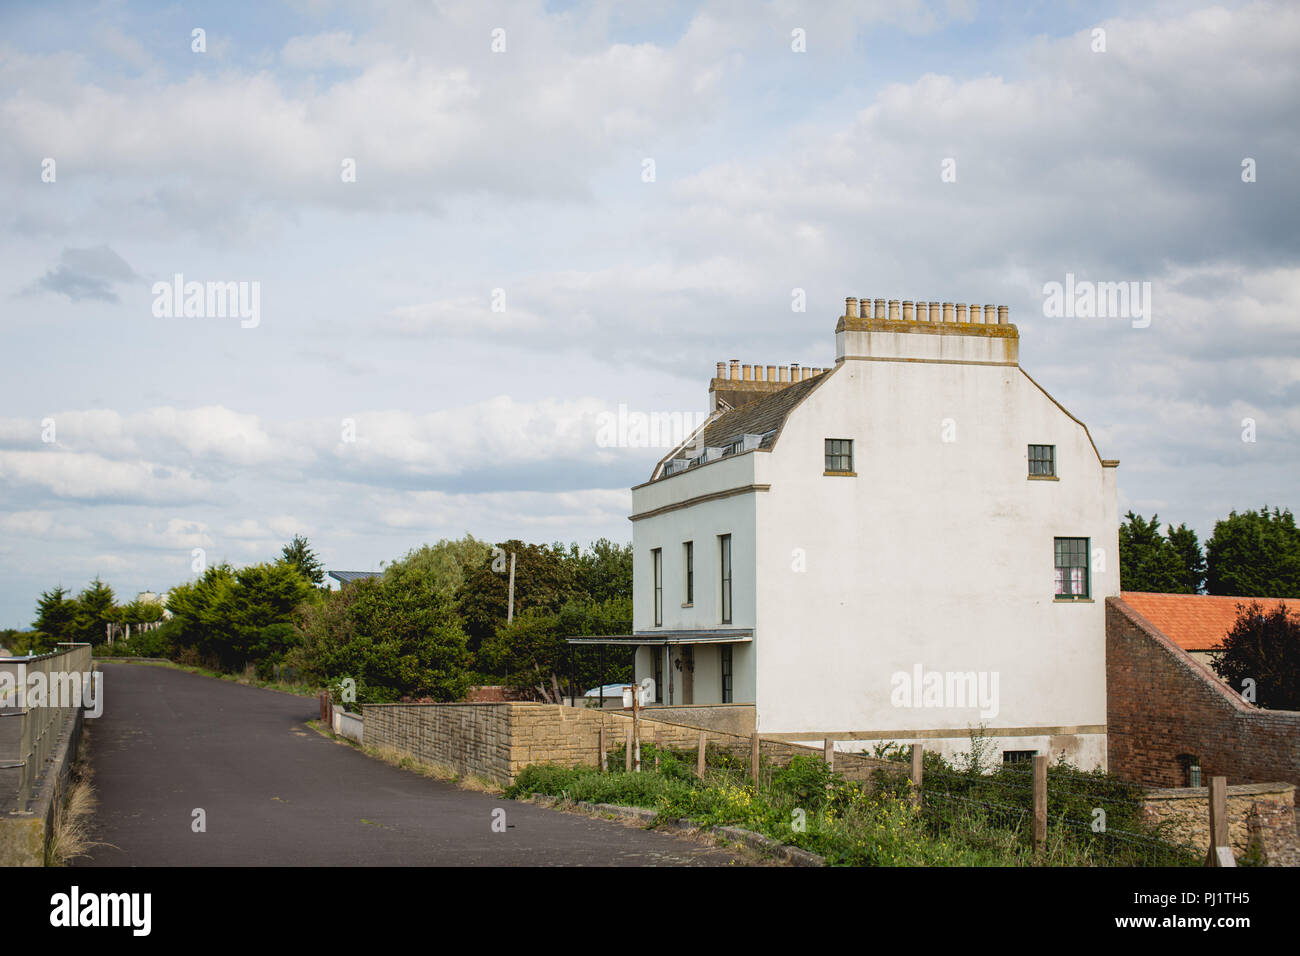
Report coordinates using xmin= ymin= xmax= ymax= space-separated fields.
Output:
xmin=584 ymin=297 xmax=1119 ymax=768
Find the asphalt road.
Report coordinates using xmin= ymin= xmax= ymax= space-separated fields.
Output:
xmin=76 ymin=662 xmax=748 ymax=866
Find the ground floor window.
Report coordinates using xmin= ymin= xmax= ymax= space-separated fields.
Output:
xmin=1178 ymin=754 xmax=1202 ymax=788
xmin=1002 ymin=750 xmax=1036 ymax=765
xmin=652 ymin=647 xmax=663 ymax=703
xmin=1053 ymin=537 xmax=1090 ymax=599
xmin=720 ymin=645 xmax=733 ymax=703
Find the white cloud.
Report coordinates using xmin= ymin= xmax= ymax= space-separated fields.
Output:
xmin=0 ymin=450 xmax=211 ymax=502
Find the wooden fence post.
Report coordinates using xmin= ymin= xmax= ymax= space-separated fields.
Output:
xmin=824 ymin=738 xmax=834 ymax=768
xmin=1033 ymin=754 xmax=1048 ymax=854
xmin=1206 ymin=776 xmax=1235 ymax=866
xmin=599 ymin=725 xmax=607 ymax=772
xmin=750 ymin=732 xmax=760 ymax=787
xmin=696 ymin=731 xmax=706 ymax=779
xmin=654 ymin=730 xmax=661 ymax=770
xmin=910 ymin=744 xmax=923 ymax=808
xmin=625 ymin=726 xmax=633 ymax=772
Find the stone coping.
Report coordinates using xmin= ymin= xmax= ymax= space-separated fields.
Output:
xmin=1144 ymin=782 xmax=1295 ymax=802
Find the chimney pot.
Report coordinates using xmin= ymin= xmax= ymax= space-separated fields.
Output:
xmin=845 ymin=297 xmax=859 ymax=318
xmin=942 ymin=302 xmax=954 ymax=323
xmin=998 ymin=305 xmax=1009 ymax=325
xmin=930 ymin=301 xmax=941 ymax=323
xmin=955 ymin=303 xmax=967 ymax=323
xmin=729 ymin=358 xmax=740 ymax=379
xmin=766 ymin=364 xmax=777 ymax=382
xmin=780 ymin=366 xmax=790 ymax=382
xmin=873 ymin=298 xmax=885 ymax=319
xmin=742 ymin=364 xmax=753 ymax=381
xmin=984 ymin=304 xmax=997 ymax=324
xmin=888 ymin=299 xmax=900 ymax=321
xmin=716 ymin=361 xmax=725 ymax=379
xmin=902 ymin=300 xmax=914 ymax=321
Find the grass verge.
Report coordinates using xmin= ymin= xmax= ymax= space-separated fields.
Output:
xmin=504 ymin=744 xmax=1200 ymax=867
xmin=46 ymin=727 xmax=116 ymax=866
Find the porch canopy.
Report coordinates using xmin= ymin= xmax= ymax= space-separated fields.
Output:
xmin=563 ymin=629 xmax=753 ymax=646
xmin=560 ymin=630 xmax=752 ymax=705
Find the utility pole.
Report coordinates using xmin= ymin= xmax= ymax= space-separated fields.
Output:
xmin=631 ymin=682 xmax=641 ymax=773
xmin=506 ymin=552 xmax=516 ymax=624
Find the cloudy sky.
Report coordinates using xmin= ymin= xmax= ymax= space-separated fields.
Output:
xmin=0 ymin=0 xmax=1297 ymax=627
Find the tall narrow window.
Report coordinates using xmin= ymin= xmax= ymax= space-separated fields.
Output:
xmin=1053 ymin=537 xmax=1090 ymax=599
xmin=1029 ymin=444 xmax=1056 ymax=477
xmin=683 ymin=541 xmax=694 ymax=605
xmin=652 ymin=548 xmax=663 ymax=626
xmin=719 ymin=534 xmax=732 ymax=624
xmin=721 ymin=645 xmax=733 ymax=703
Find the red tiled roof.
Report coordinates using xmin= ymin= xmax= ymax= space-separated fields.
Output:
xmin=1119 ymin=592 xmax=1296 ymax=652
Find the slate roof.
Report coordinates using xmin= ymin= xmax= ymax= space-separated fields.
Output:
xmin=328 ymin=570 xmax=381 ymax=584
xmin=1120 ymin=591 xmax=1297 ymax=652
xmin=656 ymin=372 xmax=828 ymax=480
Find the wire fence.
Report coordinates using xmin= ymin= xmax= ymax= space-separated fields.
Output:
xmin=869 ymin=756 xmax=1202 ymax=866
xmin=591 ymin=724 xmax=1206 ymax=866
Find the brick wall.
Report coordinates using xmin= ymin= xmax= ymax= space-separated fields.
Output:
xmin=1106 ymin=597 xmax=1300 ymax=788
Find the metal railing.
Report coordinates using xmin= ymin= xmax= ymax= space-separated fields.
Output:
xmin=0 ymin=643 xmax=93 ymax=811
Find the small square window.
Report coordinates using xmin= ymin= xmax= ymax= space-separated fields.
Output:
xmin=825 ymin=438 xmax=853 ymax=473
xmin=1029 ymin=444 xmax=1056 ymax=477
xmin=1054 ymin=537 xmax=1090 ymax=599
xmin=1003 ymin=750 xmax=1036 ymax=765
xmin=1178 ymin=754 xmax=1202 ymax=788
